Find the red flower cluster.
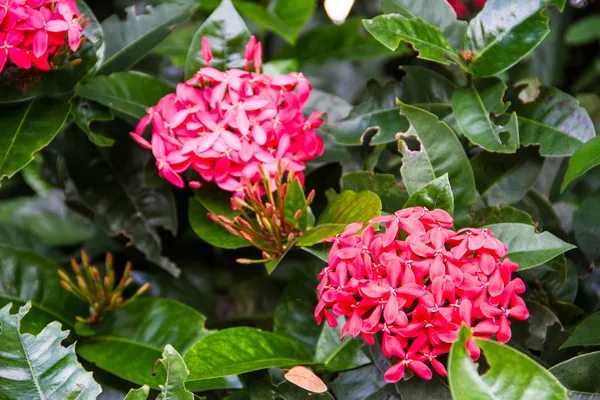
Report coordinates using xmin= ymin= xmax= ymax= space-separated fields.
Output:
xmin=130 ymin=36 xmax=324 ymax=202
xmin=0 ymin=0 xmax=83 ymax=74
xmin=447 ymin=0 xmax=486 ymax=18
xmin=315 ymin=207 xmax=529 ymax=382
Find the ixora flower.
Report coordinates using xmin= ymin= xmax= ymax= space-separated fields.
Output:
xmin=446 ymin=0 xmax=486 ymax=18
xmin=0 ymin=0 xmax=85 ymax=74
xmin=314 ymin=207 xmax=529 ymax=383
xmin=130 ymin=36 xmax=324 ymax=200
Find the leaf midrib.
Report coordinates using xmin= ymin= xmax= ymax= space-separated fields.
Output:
xmin=17 ymin=320 xmax=45 ymax=399
xmin=0 ymin=101 xmax=34 ymax=177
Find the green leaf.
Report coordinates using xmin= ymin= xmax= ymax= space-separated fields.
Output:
xmin=316 ymin=190 xmax=382 ymax=226
xmin=574 ymin=197 xmax=600 ymax=264
xmin=472 ymin=206 xmax=535 ymax=227
xmin=314 ymin=318 xmax=370 ymax=372
xmin=184 ymin=327 xmax=313 ymax=380
xmin=0 ymin=246 xmax=88 ymax=334
xmin=0 ymin=99 xmax=70 ymax=183
xmin=76 ymin=71 xmax=174 ymax=121
xmin=382 ymin=0 xmax=466 ymax=47
xmin=235 ymin=0 xmax=315 ymax=44
xmin=484 ymin=223 xmax=576 ymax=270
xmin=0 ymin=0 xmax=104 ymax=103
xmin=100 ymin=3 xmax=193 ymax=74
xmin=329 ymin=365 xmax=389 ymax=400
xmin=285 ymin=178 xmax=309 ymax=231
xmin=60 ymin=127 xmax=179 ymax=276
xmin=152 ymin=26 xmax=196 ymax=66
xmin=471 ymin=149 xmax=543 ymax=207
xmin=550 ymin=352 xmax=600 ymax=395
xmin=448 ymin=326 xmax=569 ymax=400
xmin=565 ymin=15 xmax=600 ymax=45
xmin=71 ymin=98 xmax=115 ymax=147
xmin=511 ymin=86 xmax=596 ymax=156
xmin=185 ymin=0 xmax=251 ymax=79
xmin=0 ymin=302 xmax=102 ymax=399
xmin=125 ymin=386 xmax=150 ymax=400
xmin=0 ymin=191 xmax=97 ymax=247
xmin=77 ymin=298 xmax=240 ymax=391
xmin=188 ymin=197 xmax=248 ymax=249
xmin=453 ymin=79 xmax=519 ymax=153
xmin=561 ymin=135 xmax=600 ymax=192
xmin=561 ymin=312 xmax=600 ymax=348
xmin=342 ymin=172 xmax=409 ymax=214
xmin=363 ymin=14 xmax=464 ymax=68
xmin=404 ymin=174 xmax=454 ymax=215
xmin=276 ymin=18 xmax=397 ymax=65
xmin=397 ymin=102 xmax=476 ymax=224
xmin=0 ymin=225 xmax=63 ymax=262
xmin=262 ymin=59 xmax=299 ymax=76
xmin=463 ymin=0 xmax=567 ymax=76
xmin=158 ymin=345 xmax=194 ymax=400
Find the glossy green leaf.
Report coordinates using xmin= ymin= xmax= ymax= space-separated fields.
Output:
xmin=76 ymin=71 xmax=174 ymax=121
xmin=60 ymin=128 xmax=179 ymax=276
xmin=235 ymin=0 xmax=316 ymax=44
xmin=315 ymin=190 xmax=382 ymax=226
xmin=363 ymin=15 xmax=464 ymax=68
xmin=565 ymin=16 xmax=600 ymax=45
xmin=485 ymin=223 xmax=576 ymax=270
xmin=561 ymin=135 xmax=600 ymax=192
xmin=453 ymin=79 xmax=519 ymax=153
xmin=0 ymin=100 xmax=70 ymax=183
xmin=125 ymin=386 xmax=150 ymax=400
xmin=71 ymin=98 xmax=115 ymax=146
xmin=511 ymin=86 xmax=596 ymax=156
xmin=276 ymin=18 xmax=397 ymax=65
xmin=157 ymin=345 xmax=194 ymax=400
xmin=77 ymin=298 xmax=240 ymax=391
xmin=342 ymin=172 xmax=408 ymax=214
xmin=550 ymin=352 xmax=600 ymax=395
xmin=0 ymin=225 xmax=63 ymax=262
xmin=574 ymin=197 xmax=600 ymax=264
xmin=404 ymin=174 xmax=454 ymax=215
xmin=314 ymin=319 xmax=370 ymax=372
xmin=329 ymin=365 xmax=389 ymax=400
xmin=284 ymin=178 xmax=309 ymax=230
xmin=184 ymin=327 xmax=313 ymax=380
xmin=0 ymin=0 xmax=104 ymax=103
xmin=296 ymin=224 xmax=347 ymax=247
xmin=100 ymin=3 xmax=193 ymax=74
xmin=448 ymin=326 xmax=569 ymax=399
xmin=153 ymin=26 xmax=197 ymax=66
xmin=398 ymin=102 xmax=476 ymax=224
xmin=463 ymin=0 xmax=567 ymax=76
xmin=0 ymin=302 xmax=102 ymax=399
xmin=471 ymin=149 xmax=543 ymax=207
xmin=0 ymin=245 xmax=88 ymax=334
xmin=562 ymin=311 xmax=600 ymax=348
xmin=188 ymin=197 xmax=248 ymax=249
xmin=382 ymin=0 xmax=466 ymax=47
xmin=472 ymin=206 xmax=535 ymax=227
xmin=185 ymin=0 xmax=251 ymax=79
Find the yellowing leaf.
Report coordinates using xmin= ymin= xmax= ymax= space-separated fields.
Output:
xmin=284 ymin=366 xmax=328 ymax=393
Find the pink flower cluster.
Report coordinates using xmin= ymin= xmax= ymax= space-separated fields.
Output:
xmin=315 ymin=207 xmax=529 ymax=382
xmin=447 ymin=0 xmax=486 ymax=18
xmin=130 ymin=36 xmax=324 ymax=201
xmin=0 ymin=0 xmax=83 ymax=74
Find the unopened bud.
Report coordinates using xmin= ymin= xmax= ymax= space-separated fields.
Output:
xmin=60 ymin=280 xmax=73 ymax=292
xmin=81 ymin=250 xmax=90 ymax=267
xmin=70 ymin=258 xmax=81 ymax=275
xmin=294 ymin=209 xmax=303 ymax=221
xmin=218 ymin=215 xmax=233 ymax=225
xmin=136 ymin=282 xmax=151 ymax=296
xmin=306 ymin=190 xmax=315 ymax=205
xmin=207 ymin=212 xmax=220 ymax=223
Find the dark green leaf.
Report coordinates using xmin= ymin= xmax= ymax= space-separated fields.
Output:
xmin=71 ymin=99 xmax=115 ymax=147
xmin=463 ymin=0 xmax=567 ymax=77
xmin=453 ymin=79 xmax=519 ymax=153
xmin=157 ymin=345 xmax=194 ymax=400
xmin=77 ymin=298 xmax=240 ymax=391
xmin=565 ymin=15 xmax=600 ymax=45
xmin=247 ymin=368 xmax=334 ymax=400
xmin=235 ymin=0 xmax=316 ymax=44
xmin=0 ymin=0 xmax=104 ymax=103
xmin=342 ymin=172 xmax=408 ymax=214
xmin=60 ymin=128 xmax=179 ymax=276
xmin=184 ymin=327 xmax=313 ymax=380
xmin=396 ymin=66 xmax=457 ymax=118
xmin=125 ymin=385 xmax=150 ymax=400
xmin=404 ymin=174 xmax=454 ymax=215
xmin=363 ymin=15 xmax=465 ymax=68
xmin=562 ymin=312 xmax=600 ymax=348
xmin=396 ymin=376 xmax=451 ymax=399
xmin=0 ymin=100 xmax=70 ymax=183
xmin=285 ymin=178 xmax=309 ymax=231
xmin=76 ymin=71 xmax=174 ymax=121
xmin=398 ymin=102 xmax=476 ymax=225
xmin=188 ymin=198 xmax=248 ymax=249
xmin=0 ymin=246 xmax=88 ymax=334
xmin=329 ymin=365 xmax=388 ymax=400
xmin=153 ymin=26 xmax=197 ymax=66
xmin=448 ymin=326 xmax=569 ymax=399
xmin=485 ymin=223 xmax=576 ymax=270
xmin=314 ymin=317 xmax=370 ymax=372
xmin=561 ymin=135 xmax=600 ymax=192
xmin=382 ymin=0 xmax=466 ymax=47
xmin=471 ymin=149 xmax=543 ymax=207
xmin=473 ymin=206 xmax=536 ymax=227
xmin=511 ymin=86 xmax=596 ymax=157
xmin=574 ymin=197 xmax=600 ymax=264
xmin=0 ymin=225 xmax=63 ymax=262
xmin=0 ymin=303 xmax=102 ymax=399
xmin=551 ymin=352 xmax=600 ymax=394
xmin=185 ymin=0 xmax=251 ymax=79
xmin=100 ymin=3 xmax=193 ymax=74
